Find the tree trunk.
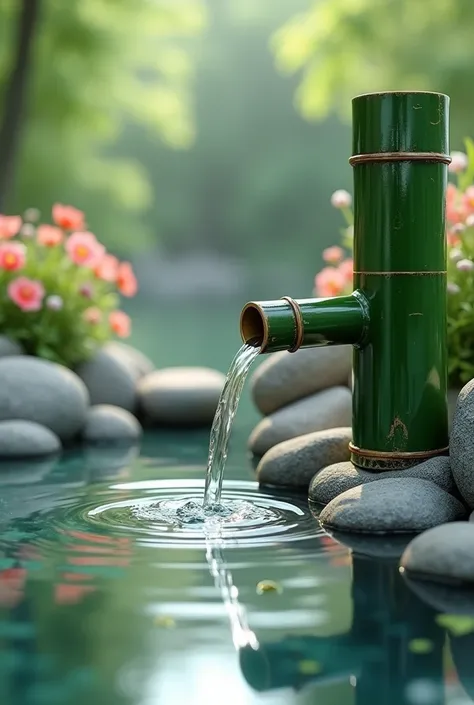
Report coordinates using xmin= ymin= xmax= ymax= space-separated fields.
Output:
xmin=0 ymin=0 xmax=40 ymax=211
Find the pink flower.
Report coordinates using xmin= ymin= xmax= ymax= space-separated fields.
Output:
xmin=0 ymin=215 xmax=22 ymax=239
xmin=37 ymin=224 xmax=63 ymax=247
xmin=52 ymin=204 xmax=84 ymax=231
xmin=8 ymin=277 xmax=45 ymax=312
xmin=83 ymin=307 xmax=102 ymax=325
xmin=463 ymin=186 xmax=474 ymax=214
xmin=338 ymin=258 xmax=354 ymax=284
xmin=65 ymin=232 xmax=105 ymax=268
xmin=446 ymin=183 xmax=467 ymax=224
xmin=314 ymin=267 xmax=345 ymax=298
xmin=109 ymin=310 xmax=131 ymax=337
xmin=95 ymin=254 xmax=118 ymax=282
xmin=456 ymin=258 xmax=474 ymax=271
xmin=323 ymin=246 xmax=344 ymax=264
xmin=79 ymin=283 xmax=93 ymax=298
xmin=449 ymin=151 xmax=468 ymax=173
xmin=116 ymin=262 xmax=137 ymax=297
xmin=330 ymin=190 xmax=352 ymax=209
xmin=0 ymin=242 xmax=26 ymax=272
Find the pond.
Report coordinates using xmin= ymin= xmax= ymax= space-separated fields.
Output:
xmin=0 ymin=299 xmax=471 ymax=705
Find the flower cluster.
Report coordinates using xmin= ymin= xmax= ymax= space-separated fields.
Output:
xmin=314 ymin=141 xmax=474 ymax=387
xmin=0 ymin=204 xmax=137 ymax=367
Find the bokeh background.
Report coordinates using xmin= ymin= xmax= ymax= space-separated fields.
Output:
xmin=0 ymin=0 xmax=471 ymax=375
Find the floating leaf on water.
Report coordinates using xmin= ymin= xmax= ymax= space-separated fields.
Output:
xmin=154 ymin=615 xmax=176 ymax=629
xmin=298 ymin=660 xmax=322 ymax=676
xmin=256 ymin=580 xmax=282 ymax=595
xmin=408 ymin=638 xmax=434 ymax=654
xmin=435 ymin=614 xmax=474 ymax=636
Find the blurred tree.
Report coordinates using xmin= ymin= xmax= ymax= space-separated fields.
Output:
xmin=121 ymin=0 xmax=351 ymax=283
xmin=0 ymin=0 xmax=205 ymax=249
xmin=271 ymin=0 xmax=474 ymax=142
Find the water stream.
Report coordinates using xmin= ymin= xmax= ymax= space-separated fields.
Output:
xmin=203 ymin=342 xmax=261 ymax=509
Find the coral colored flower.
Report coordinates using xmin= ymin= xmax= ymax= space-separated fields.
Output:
xmin=323 ymin=246 xmax=344 ymax=264
xmin=83 ymin=307 xmax=102 ymax=325
xmin=314 ymin=267 xmax=345 ymax=297
xmin=8 ymin=277 xmax=45 ymax=311
xmin=338 ymin=258 xmax=354 ymax=283
xmin=95 ymin=254 xmax=118 ymax=282
xmin=447 ymin=230 xmax=461 ymax=247
xmin=463 ymin=186 xmax=474 ymax=214
xmin=37 ymin=224 xmax=63 ymax=247
xmin=116 ymin=262 xmax=137 ymax=297
xmin=109 ymin=310 xmax=131 ymax=337
xmin=449 ymin=151 xmax=468 ymax=173
xmin=65 ymin=232 xmax=105 ymax=268
xmin=0 ymin=242 xmax=26 ymax=271
xmin=52 ymin=203 xmax=84 ymax=231
xmin=446 ymin=183 xmax=467 ymax=224
xmin=330 ymin=189 xmax=352 ymax=209
xmin=0 ymin=215 xmax=21 ymax=239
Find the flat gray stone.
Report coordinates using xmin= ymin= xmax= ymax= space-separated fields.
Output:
xmin=401 ymin=522 xmax=474 ymax=583
xmin=320 ymin=479 xmax=465 ymax=535
xmin=137 ymin=367 xmax=225 ymax=427
xmin=105 ymin=342 xmax=155 ymax=380
xmin=256 ymin=427 xmax=352 ymax=488
xmin=0 ymin=356 xmax=89 ymax=441
xmin=249 ymin=386 xmax=352 ymax=456
xmin=251 ymin=345 xmax=352 ymax=415
xmin=0 ymin=336 xmax=23 ymax=357
xmin=0 ymin=420 xmax=60 ymax=457
xmin=309 ymin=456 xmax=453 ymax=506
xmin=451 ymin=379 xmax=474 ymax=507
xmin=76 ymin=348 xmax=136 ymax=412
xmin=82 ymin=405 xmax=142 ymax=444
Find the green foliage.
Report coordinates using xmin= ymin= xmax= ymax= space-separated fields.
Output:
xmin=272 ymin=0 xmax=474 ymax=136
xmin=0 ymin=0 xmax=206 ymax=252
xmin=0 ymin=208 xmax=136 ymax=368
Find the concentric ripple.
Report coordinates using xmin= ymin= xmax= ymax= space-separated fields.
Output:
xmin=81 ymin=479 xmax=322 ymax=548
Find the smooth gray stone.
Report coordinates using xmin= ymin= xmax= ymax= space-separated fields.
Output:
xmin=320 ymin=479 xmax=465 ymax=535
xmin=137 ymin=367 xmax=225 ymax=427
xmin=105 ymin=342 xmax=155 ymax=380
xmin=0 ymin=420 xmax=60 ymax=457
xmin=0 ymin=336 xmax=23 ymax=357
xmin=451 ymin=378 xmax=474 ymax=507
xmin=256 ymin=427 xmax=352 ymax=489
xmin=401 ymin=522 xmax=474 ymax=584
xmin=0 ymin=356 xmax=89 ymax=441
xmin=404 ymin=575 xmax=474 ymax=615
xmin=309 ymin=456 xmax=453 ymax=506
xmin=82 ymin=405 xmax=142 ymax=444
xmin=251 ymin=345 xmax=352 ymax=415
xmin=326 ymin=530 xmax=413 ymax=560
xmin=249 ymin=386 xmax=352 ymax=456
xmin=76 ymin=348 xmax=137 ymax=413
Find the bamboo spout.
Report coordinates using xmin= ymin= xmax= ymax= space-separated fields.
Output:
xmin=239 ymin=90 xmax=450 ymax=471
xmin=240 ymin=293 xmax=368 ymax=354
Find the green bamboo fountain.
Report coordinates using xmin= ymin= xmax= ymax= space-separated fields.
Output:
xmin=240 ymin=91 xmax=450 ymax=471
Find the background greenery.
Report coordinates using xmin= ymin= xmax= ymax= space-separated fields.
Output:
xmin=0 ymin=0 xmax=472 ymax=370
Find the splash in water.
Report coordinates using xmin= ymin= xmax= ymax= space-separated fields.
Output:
xmin=203 ymin=342 xmax=260 ymax=509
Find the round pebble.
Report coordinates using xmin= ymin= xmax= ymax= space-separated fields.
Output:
xmin=251 ymin=345 xmax=352 ymax=415
xmin=256 ymin=427 xmax=352 ymax=488
xmin=76 ymin=348 xmax=137 ymax=412
xmin=137 ymin=367 xmax=225 ymax=427
xmin=105 ymin=342 xmax=155 ymax=380
xmin=450 ymin=379 xmax=474 ymax=507
xmin=319 ymin=479 xmax=465 ymax=535
xmin=0 ymin=356 xmax=89 ymax=441
xmin=401 ymin=522 xmax=474 ymax=584
xmin=81 ymin=405 xmax=142 ymax=444
xmin=0 ymin=420 xmax=60 ymax=458
xmin=249 ymin=386 xmax=352 ymax=457
xmin=309 ymin=456 xmax=454 ymax=506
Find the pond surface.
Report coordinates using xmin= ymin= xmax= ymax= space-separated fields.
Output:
xmin=0 ymin=423 xmax=471 ymax=705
